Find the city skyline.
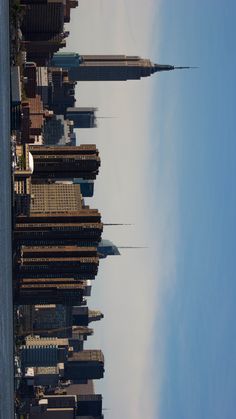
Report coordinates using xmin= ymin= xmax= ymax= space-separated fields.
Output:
xmin=2 ymin=0 xmax=236 ymax=418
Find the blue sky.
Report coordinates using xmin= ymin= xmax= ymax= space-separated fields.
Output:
xmin=151 ymin=2 xmax=236 ymax=418
xmin=66 ymin=1 xmax=236 ymax=417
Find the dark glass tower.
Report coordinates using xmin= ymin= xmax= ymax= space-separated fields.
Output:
xmin=51 ymin=53 xmax=186 ymax=82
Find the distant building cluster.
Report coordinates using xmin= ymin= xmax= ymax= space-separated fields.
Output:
xmin=10 ymin=0 xmax=178 ymax=417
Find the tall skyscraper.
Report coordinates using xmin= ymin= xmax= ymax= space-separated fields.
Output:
xmin=14 ymin=221 xmax=103 ymax=245
xmin=29 ymin=145 xmax=100 ymax=180
xmin=51 ymin=52 xmax=189 ymax=82
xmin=17 ymin=245 xmax=99 ymax=279
xmin=30 ymin=183 xmax=82 ymax=213
xmin=16 ymin=281 xmax=85 ymax=305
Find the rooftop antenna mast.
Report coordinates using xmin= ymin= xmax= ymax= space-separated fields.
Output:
xmin=104 ymin=223 xmax=133 ymax=226
xmin=118 ymin=246 xmax=148 ymax=249
xmin=174 ymin=66 xmax=199 ymax=69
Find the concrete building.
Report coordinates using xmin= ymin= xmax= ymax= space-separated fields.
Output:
xmin=30 ymin=183 xmax=82 ymax=214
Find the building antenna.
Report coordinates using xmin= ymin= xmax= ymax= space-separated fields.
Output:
xmin=104 ymin=223 xmax=134 ymax=226
xmin=118 ymin=246 xmax=148 ymax=249
xmin=174 ymin=66 xmax=199 ymax=69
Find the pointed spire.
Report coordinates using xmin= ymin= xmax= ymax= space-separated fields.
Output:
xmin=152 ymin=63 xmax=198 ymax=73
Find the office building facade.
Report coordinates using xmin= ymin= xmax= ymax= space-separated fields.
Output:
xmin=29 ymin=145 xmax=100 ymax=180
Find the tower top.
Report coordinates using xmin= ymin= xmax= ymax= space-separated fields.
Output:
xmin=152 ymin=64 xmax=197 ymax=73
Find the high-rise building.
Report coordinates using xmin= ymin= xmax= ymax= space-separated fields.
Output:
xmin=30 ymin=183 xmax=82 ymax=213
xmin=16 ymin=281 xmax=85 ymax=305
xmin=15 ymin=181 xmax=103 ymax=246
xmin=29 ymin=145 xmax=100 ymax=180
xmin=51 ymin=52 xmax=186 ymax=82
xmin=66 ymin=107 xmax=97 ymax=128
xmin=65 ymin=350 xmax=104 ymax=380
xmin=33 ymin=304 xmax=69 ymax=333
xmin=21 ymin=2 xmax=65 ymax=35
xmin=14 ymin=221 xmax=103 ymax=246
xmin=19 ymin=208 xmax=101 ymax=223
xmin=17 ymin=245 xmax=99 ymax=279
